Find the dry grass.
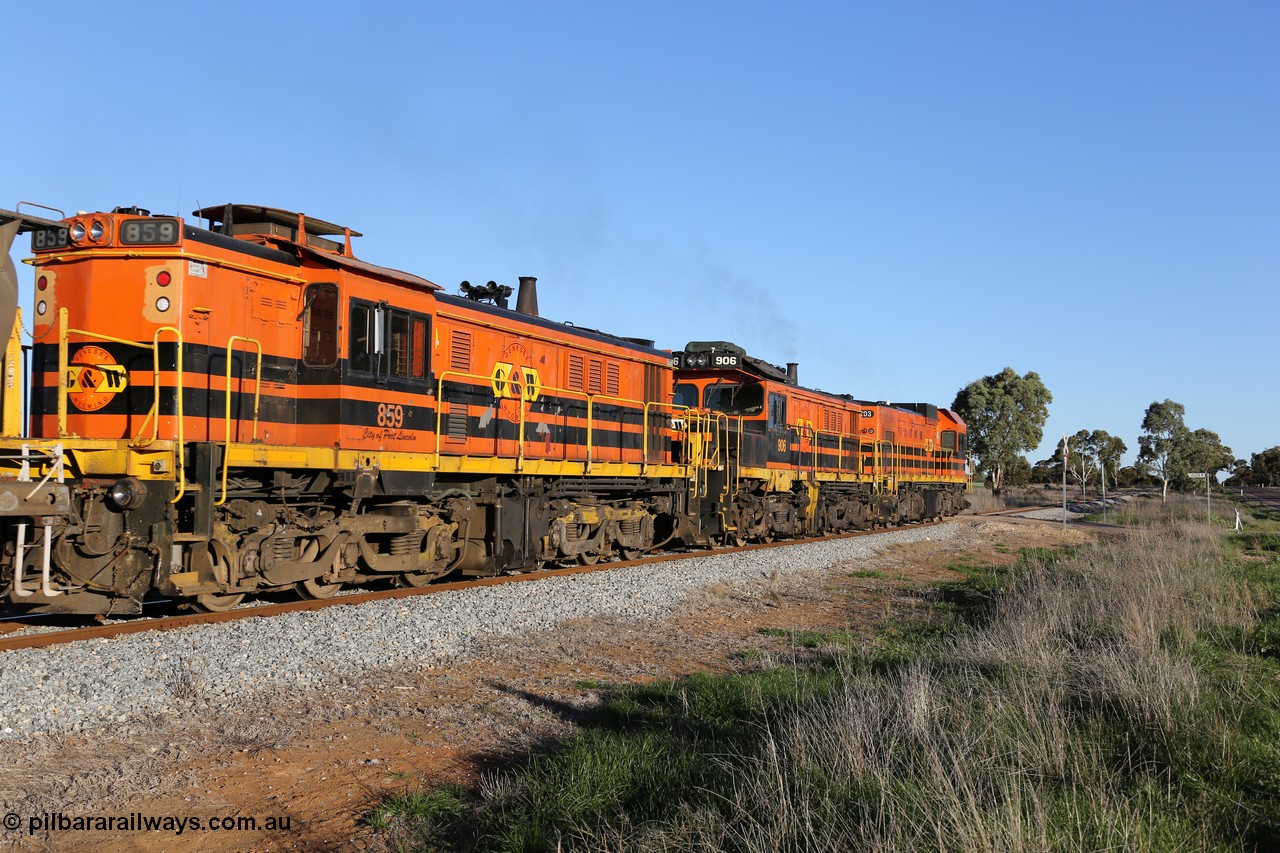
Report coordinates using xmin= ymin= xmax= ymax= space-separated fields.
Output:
xmin=671 ymin=506 xmax=1259 ymax=852
xmin=396 ymin=497 xmax=1276 ymax=852
xmin=965 ymin=487 xmax=1054 ymax=513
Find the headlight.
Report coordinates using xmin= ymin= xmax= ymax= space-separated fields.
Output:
xmin=695 ymin=353 xmax=709 ymax=367
xmin=108 ymin=477 xmax=148 ymax=511
xmin=89 ymin=221 xmax=105 ymax=241
xmin=70 ymin=222 xmax=86 ymax=241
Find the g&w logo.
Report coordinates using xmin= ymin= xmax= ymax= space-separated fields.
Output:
xmin=66 ymin=345 xmax=129 ymax=412
xmin=491 ymin=361 xmax=541 ymax=402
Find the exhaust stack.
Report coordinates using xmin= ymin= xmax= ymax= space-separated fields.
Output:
xmin=786 ymin=362 xmax=799 ymax=385
xmin=516 ymin=276 xmax=539 ymax=317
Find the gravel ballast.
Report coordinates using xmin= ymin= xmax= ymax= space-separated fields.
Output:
xmin=0 ymin=524 xmax=959 ymax=740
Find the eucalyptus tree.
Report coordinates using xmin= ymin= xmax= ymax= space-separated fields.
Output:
xmin=1138 ymin=401 xmax=1233 ymax=498
xmin=1093 ymin=431 xmax=1128 ymax=491
xmin=1035 ymin=429 xmax=1125 ymax=496
xmin=952 ymin=368 xmax=1052 ymax=497
xmin=1252 ymin=446 xmax=1280 ymax=486
xmin=1180 ymin=428 xmax=1233 ymax=486
xmin=1138 ymin=399 xmax=1188 ymax=502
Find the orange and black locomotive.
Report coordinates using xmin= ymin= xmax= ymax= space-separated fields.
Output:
xmin=672 ymin=343 xmax=968 ymax=544
xmin=0 ymin=203 xmax=967 ymax=615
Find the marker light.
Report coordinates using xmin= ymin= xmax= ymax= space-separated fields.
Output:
xmin=37 ymin=276 xmax=47 ymax=291
xmin=156 ymin=297 xmax=171 ymax=312
xmin=36 ymin=301 xmax=47 ymax=315
xmin=156 ymin=271 xmax=171 ymax=286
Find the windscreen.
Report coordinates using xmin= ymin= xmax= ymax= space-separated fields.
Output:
xmin=703 ymin=382 xmax=764 ymax=415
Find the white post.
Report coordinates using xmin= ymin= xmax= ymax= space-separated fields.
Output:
xmin=1061 ymin=433 xmax=1069 ymax=526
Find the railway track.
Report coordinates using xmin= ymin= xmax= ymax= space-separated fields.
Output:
xmin=0 ymin=503 xmax=1086 ymax=653
xmin=0 ymin=516 xmax=985 ymax=652
xmin=1239 ymin=486 xmax=1280 ymax=515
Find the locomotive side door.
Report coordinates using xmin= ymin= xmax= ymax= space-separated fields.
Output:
xmin=299 ymin=282 xmax=342 ymax=448
xmin=244 ymin=278 xmax=298 ymax=446
xmin=767 ymin=391 xmax=791 ymax=466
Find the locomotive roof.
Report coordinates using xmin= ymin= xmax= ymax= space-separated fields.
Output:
xmin=295 ymin=243 xmax=442 ymax=292
xmin=191 ymin=204 xmax=362 ymax=238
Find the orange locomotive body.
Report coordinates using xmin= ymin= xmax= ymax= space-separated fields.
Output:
xmin=2 ymin=204 xmax=686 ymax=613
xmin=0 ymin=203 xmax=967 ymax=615
xmin=672 ymin=343 xmax=968 ymax=543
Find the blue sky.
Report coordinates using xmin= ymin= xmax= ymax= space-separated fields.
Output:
xmin=5 ymin=1 xmax=1277 ymax=464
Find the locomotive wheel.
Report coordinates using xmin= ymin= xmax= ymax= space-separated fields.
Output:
xmin=577 ymin=552 xmax=601 ymax=566
xmin=619 ymin=548 xmax=644 ymax=561
xmin=193 ymin=592 xmax=245 ymax=612
xmin=298 ymin=577 xmax=342 ymax=599
xmin=295 ymin=541 xmax=342 ymax=599
xmin=398 ymin=571 xmax=440 ymax=588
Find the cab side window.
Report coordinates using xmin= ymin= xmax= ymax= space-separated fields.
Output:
xmin=302 ymin=283 xmax=340 ymax=367
xmin=348 ymin=300 xmax=430 ymax=380
xmin=349 ymin=302 xmax=373 ymax=373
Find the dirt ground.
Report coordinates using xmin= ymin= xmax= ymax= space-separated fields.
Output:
xmin=0 ymin=517 xmax=1090 ymax=853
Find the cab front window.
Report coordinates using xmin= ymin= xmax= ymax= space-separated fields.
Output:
xmin=674 ymin=383 xmax=699 ymax=409
xmin=704 ymin=382 xmax=764 ymax=415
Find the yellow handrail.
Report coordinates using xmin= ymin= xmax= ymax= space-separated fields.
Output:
xmin=217 ymin=336 xmax=263 ymax=506
xmin=57 ymin=309 xmax=68 ymax=437
xmin=154 ymin=327 xmax=185 ymax=503
xmin=432 ymin=370 xmax=662 ymax=471
xmin=57 ymin=309 xmax=176 ymax=447
xmin=131 ymin=326 xmax=183 ymax=451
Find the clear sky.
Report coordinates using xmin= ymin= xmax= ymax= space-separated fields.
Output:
xmin=5 ymin=1 xmax=1277 ymax=464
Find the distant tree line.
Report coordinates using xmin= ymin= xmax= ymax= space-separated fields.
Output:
xmin=1226 ymin=446 xmax=1280 ymax=487
xmin=952 ymin=372 xmax=1244 ymax=498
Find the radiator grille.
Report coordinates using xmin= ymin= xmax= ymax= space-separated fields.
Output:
xmin=568 ymin=354 xmax=585 ymax=391
xmin=450 ymin=331 xmax=472 ymax=372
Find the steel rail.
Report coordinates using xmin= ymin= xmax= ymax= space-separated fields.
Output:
xmin=0 ymin=515 xmax=989 ymax=652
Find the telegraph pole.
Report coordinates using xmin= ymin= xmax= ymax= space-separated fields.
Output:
xmin=1101 ymin=459 xmax=1107 ymax=522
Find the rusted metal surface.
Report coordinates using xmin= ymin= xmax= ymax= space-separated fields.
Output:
xmin=0 ymin=519 xmax=959 ymax=652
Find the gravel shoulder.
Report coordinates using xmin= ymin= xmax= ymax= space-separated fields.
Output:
xmin=0 ymin=517 xmax=1091 ymax=853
